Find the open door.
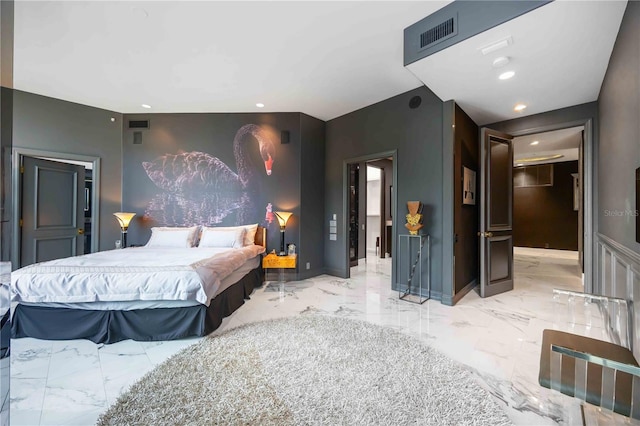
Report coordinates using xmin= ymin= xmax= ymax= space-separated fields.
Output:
xmin=479 ymin=128 xmax=514 ymax=297
xmin=20 ymin=156 xmax=85 ymax=267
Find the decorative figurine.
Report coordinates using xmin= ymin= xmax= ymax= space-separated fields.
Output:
xmin=405 ymin=201 xmax=423 ymax=235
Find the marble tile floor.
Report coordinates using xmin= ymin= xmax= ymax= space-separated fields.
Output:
xmin=8 ymin=248 xmax=637 ymax=425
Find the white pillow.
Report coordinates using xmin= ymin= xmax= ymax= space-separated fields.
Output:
xmin=203 ymin=224 xmax=258 ymax=246
xmin=198 ymin=227 xmax=246 ymax=249
xmin=145 ymin=226 xmax=199 ymax=248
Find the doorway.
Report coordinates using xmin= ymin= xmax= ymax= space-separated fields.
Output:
xmin=11 ymin=148 xmax=101 ymax=269
xmin=345 ymin=152 xmax=396 ymax=279
xmin=512 ymin=126 xmax=585 ymax=287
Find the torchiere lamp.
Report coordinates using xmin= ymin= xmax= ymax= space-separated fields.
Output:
xmin=274 ymin=211 xmax=293 ymax=255
xmin=113 ymin=212 xmax=136 ymax=248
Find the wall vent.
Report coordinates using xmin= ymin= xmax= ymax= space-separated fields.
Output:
xmin=128 ymin=120 xmax=149 ymax=129
xmin=419 ymin=16 xmax=456 ymax=50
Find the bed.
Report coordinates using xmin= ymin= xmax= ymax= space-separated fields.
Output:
xmin=11 ymin=225 xmax=266 ymax=344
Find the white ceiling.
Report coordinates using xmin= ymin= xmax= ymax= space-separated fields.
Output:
xmin=13 ymin=1 xmax=448 ymax=121
xmin=513 ymin=126 xmax=583 ymax=165
xmin=406 ymin=1 xmax=627 ymax=125
xmin=12 ymin=1 xmax=628 ymax=124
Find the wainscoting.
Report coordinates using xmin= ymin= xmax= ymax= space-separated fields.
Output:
xmin=594 ymin=233 xmax=640 ymax=360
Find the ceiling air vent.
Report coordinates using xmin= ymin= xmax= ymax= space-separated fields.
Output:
xmin=128 ymin=120 xmax=149 ymax=129
xmin=419 ymin=16 xmax=456 ymax=50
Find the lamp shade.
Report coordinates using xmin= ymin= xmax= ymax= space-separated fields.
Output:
xmin=113 ymin=212 xmax=136 ymax=231
xmin=274 ymin=211 xmax=293 ymax=228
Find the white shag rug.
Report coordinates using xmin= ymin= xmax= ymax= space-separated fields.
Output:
xmin=97 ymin=316 xmax=512 ymax=425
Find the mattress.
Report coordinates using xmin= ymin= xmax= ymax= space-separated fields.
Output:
xmin=20 ymin=256 xmax=261 ymax=311
xmin=12 ymin=245 xmax=265 ymax=307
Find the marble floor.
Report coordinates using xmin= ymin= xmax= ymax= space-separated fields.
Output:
xmin=7 ymin=248 xmax=637 ymax=425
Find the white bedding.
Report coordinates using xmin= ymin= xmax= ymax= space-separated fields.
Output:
xmin=12 ymin=245 xmax=265 ymax=307
xmin=21 ymin=255 xmax=261 ymax=311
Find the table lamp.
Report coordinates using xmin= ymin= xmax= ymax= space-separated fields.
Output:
xmin=274 ymin=211 xmax=293 ymax=255
xmin=113 ymin=212 xmax=136 ymax=248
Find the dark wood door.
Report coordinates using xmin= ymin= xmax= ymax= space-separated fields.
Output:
xmin=20 ymin=156 xmax=84 ymax=267
xmin=479 ymin=128 xmax=514 ymax=297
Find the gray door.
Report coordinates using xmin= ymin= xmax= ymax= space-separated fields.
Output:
xmin=479 ymin=128 xmax=514 ymax=297
xmin=20 ymin=157 xmax=84 ymax=267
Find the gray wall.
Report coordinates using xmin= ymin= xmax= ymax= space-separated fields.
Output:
xmin=121 ymin=113 xmax=301 ymax=252
xmin=325 ymin=86 xmax=444 ymax=299
xmin=0 ymin=88 xmax=12 ymax=262
xmin=0 ymin=0 xmax=13 ymax=262
xmin=12 ymin=90 xmax=123 ymax=252
xmin=598 ymin=0 xmax=640 ymax=254
xmin=299 ymin=113 xmax=326 ymax=279
xmin=122 ymin=112 xmax=326 ymax=279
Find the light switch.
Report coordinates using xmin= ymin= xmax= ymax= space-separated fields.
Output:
xmin=332 ymin=214 xmax=337 ymax=220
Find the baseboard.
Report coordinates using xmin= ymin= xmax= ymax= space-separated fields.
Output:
xmin=323 ymin=267 xmax=348 ymax=279
xmin=391 ymin=284 xmax=441 ymax=301
xmin=450 ymin=279 xmax=477 ymax=306
xmin=297 ymin=268 xmax=324 ymax=280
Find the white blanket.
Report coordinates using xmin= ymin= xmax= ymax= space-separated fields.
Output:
xmin=12 ymin=245 xmax=265 ymax=307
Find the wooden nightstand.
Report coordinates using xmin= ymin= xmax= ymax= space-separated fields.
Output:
xmin=262 ymin=253 xmax=297 ymax=283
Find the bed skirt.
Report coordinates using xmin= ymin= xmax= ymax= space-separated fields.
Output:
xmin=11 ymin=266 xmax=264 ymax=344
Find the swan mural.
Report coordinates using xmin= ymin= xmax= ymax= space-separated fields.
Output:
xmin=143 ymin=124 xmax=276 ymax=226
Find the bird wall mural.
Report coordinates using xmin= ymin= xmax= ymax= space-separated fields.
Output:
xmin=142 ymin=124 xmax=276 ymax=227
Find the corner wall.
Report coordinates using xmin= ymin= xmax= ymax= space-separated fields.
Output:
xmin=121 ymin=112 xmax=326 ymax=279
xmin=325 ymin=87 xmax=444 ymax=299
xmin=598 ymin=0 xmax=640 ymax=255
xmin=595 ymin=1 xmax=640 ymax=355
xmin=12 ymin=90 xmax=123 ymax=251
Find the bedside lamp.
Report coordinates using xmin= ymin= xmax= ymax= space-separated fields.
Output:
xmin=274 ymin=211 xmax=293 ymax=255
xmin=113 ymin=212 xmax=136 ymax=248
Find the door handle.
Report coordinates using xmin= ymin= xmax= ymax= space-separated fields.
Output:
xmin=477 ymin=231 xmax=493 ymax=238
xmin=78 ymin=228 xmax=84 ymax=235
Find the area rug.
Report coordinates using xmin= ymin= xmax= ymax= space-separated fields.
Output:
xmin=97 ymin=316 xmax=512 ymax=425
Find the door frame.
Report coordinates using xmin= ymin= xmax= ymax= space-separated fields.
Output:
xmin=443 ymin=115 xmax=595 ymax=302
xmin=507 ymin=120 xmax=594 ymax=293
xmin=12 ymin=148 xmax=101 ymax=268
xmin=343 ymin=150 xmax=397 ymax=280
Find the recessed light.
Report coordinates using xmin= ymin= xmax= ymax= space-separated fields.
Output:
xmin=110 ymin=117 xmax=116 ymax=122
xmin=492 ymin=56 xmax=510 ymax=68
xmin=514 ymin=103 xmax=527 ymax=112
xmin=141 ymin=104 xmax=152 ymax=109
xmin=516 ymin=163 xmax=524 ymax=167
xmin=530 ymin=140 xmax=539 ymax=146
xmin=256 ymin=103 xmax=265 ymax=108
xmin=499 ymin=71 xmax=515 ymax=80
